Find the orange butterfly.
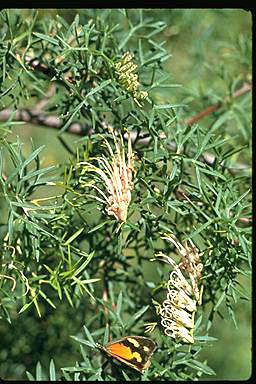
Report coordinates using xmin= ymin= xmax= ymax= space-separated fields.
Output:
xmin=96 ymin=336 xmax=157 ymax=373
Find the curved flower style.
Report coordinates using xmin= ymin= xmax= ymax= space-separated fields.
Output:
xmin=154 ymin=233 xmax=203 ymax=344
xmin=80 ymin=131 xmax=135 ymax=222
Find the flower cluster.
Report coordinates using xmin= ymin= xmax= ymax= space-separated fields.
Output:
xmin=80 ymin=130 xmax=135 ymax=223
xmin=115 ymin=52 xmax=148 ymax=107
xmin=154 ymin=233 xmax=203 ymax=343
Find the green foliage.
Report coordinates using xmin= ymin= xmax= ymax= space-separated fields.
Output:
xmin=0 ymin=8 xmax=251 ymax=381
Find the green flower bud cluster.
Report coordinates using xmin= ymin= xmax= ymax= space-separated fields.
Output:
xmin=115 ymin=52 xmax=148 ymax=107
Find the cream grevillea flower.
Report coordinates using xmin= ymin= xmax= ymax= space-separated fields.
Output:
xmin=153 ymin=233 xmax=203 ymax=343
xmin=80 ymin=131 xmax=135 ymax=222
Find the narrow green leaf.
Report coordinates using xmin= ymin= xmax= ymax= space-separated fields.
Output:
xmin=36 ymin=361 xmax=43 ymax=380
xmin=83 ymin=325 xmax=96 ymax=346
xmin=88 ymin=220 xmax=112 ymax=233
xmin=154 ymin=103 xmax=184 ymax=110
xmin=20 ymin=165 xmax=56 ymax=182
xmin=38 ymin=290 xmax=56 ymax=309
xmin=18 ymin=301 xmax=33 ymax=314
xmin=58 ymin=100 xmax=88 ymax=134
xmin=26 ymin=371 xmax=35 ymax=380
xmin=195 ymin=335 xmax=218 ymax=342
xmin=72 ymin=252 xmax=95 ymax=276
xmin=63 ymin=227 xmax=84 ymax=245
xmin=214 ymin=185 xmax=223 ymax=217
xmin=86 ymin=79 xmax=112 ymax=97
xmin=49 ymin=359 xmax=56 ymax=381
xmin=213 ymin=290 xmax=226 ymax=311
xmin=33 ymin=32 xmax=59 ymax=45
xmin=185 ymin=359 xmax=216 ymax=375
xmin=227 ymin=189 xmax=250 ymax=211
xmin=103 ymin=325 xmax=110 ymax=345
xmin=116 ymin=291 xmax=123 ymax=316
xmin=63 ymin=286 xmax=73 ymax=307
xmin=70 ymin=335 xmax=95 ymax=348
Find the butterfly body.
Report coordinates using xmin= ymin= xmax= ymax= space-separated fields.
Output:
xmin=96 ymin=335 xmax=156 ymax=373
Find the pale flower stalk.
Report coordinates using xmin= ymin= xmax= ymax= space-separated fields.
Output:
xmin=153 ymin=233 xmax=203 ymax=344
xmin=80 ymin=131 xmax=135 ymax=222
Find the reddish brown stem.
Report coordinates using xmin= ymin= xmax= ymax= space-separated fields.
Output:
xmin=185 ymin=103 xmax=220 ymax=126
xmin=185 ymin=82 xmax=251 ymax=126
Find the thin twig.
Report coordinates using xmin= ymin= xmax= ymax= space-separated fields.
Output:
xmin=184 ymin=81 xmax=251 ymax=126
xmin=1 ymin=56 xmax=251 ymax=136
xmin=0 ymin=108 xmax=93 ymax=136
xmin=0 ymin=57 xmax=251 ymax=175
